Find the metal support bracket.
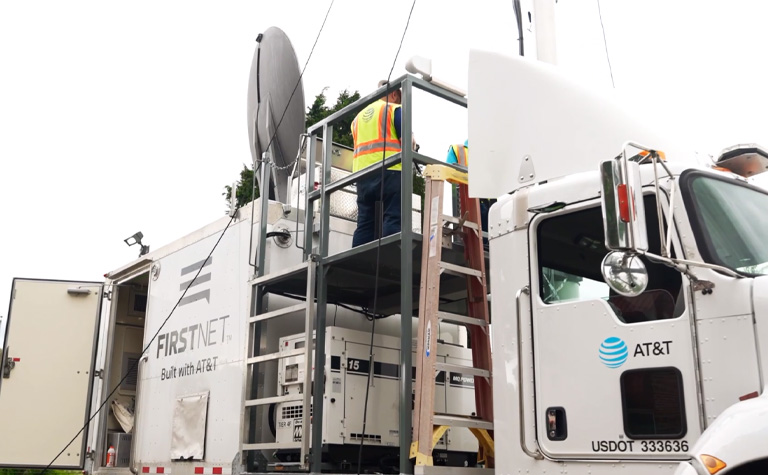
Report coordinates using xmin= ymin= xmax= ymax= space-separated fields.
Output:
xmin=518 ymin=155 xmax=536 ymax=184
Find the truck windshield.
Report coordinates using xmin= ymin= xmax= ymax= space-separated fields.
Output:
xmin=684 ymin=173 xmax=768 ymax=275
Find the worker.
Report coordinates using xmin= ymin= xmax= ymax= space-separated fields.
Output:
xmin=446 ymin=140 xmax=495 ymax=239
xmin=350 ymin=81 xmax=404 ymax=247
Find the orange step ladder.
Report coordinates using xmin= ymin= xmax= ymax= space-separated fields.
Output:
xmin=410 ymin=164 xmax=494 ymax=468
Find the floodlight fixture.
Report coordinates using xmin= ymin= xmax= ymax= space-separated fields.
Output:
xmin=124 ymin=231 xmax=150 ymax=257
xmin=405 ymin=55 xmax=467 ymax=97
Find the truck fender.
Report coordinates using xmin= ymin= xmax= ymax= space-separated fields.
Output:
xmin=674 ymin=386 xmax=768 ymax=474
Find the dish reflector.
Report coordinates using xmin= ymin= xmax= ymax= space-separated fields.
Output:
xmin=247 ymin=27 xmax=305 ymax=202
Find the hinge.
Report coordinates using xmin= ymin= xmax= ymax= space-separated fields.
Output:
xmin=103 ymin=290 xmax=112 ymax=301
xmin=94 ymin=369 xmax=104 ymax=379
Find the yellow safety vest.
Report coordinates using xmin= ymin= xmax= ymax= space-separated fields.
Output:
xmin=451 ymin=144 xmax=468 ymax=166
xmin=351 ymin=100 xmax=402 ymax=172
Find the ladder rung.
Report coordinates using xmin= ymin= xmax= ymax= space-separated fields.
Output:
xmin=249 ymin=303 xmax=307 ymax=323
xmin=433 ymin=414 xmax=493 ymax=431
xmin=243 ymin=442 xmax=302 ymax=451
xmin=434 ymin=363 xmax=490 ymax=379
xmin=437 ymin=311 xmax=488 ymax=327
xmin=244 ymin=394 xmax=304 ymax=407
xmin=441 ymin=214 xmax=480 ymax=231
xmin=249 ymin=262 xmax=309 ymax=286
xmin=247 ymin=348 xmax=304 ymax=365
xmin=439 ymin=261 xmax=483 ymax=278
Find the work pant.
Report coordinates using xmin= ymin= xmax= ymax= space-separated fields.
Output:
xmin=352 ymin=170 xmax=402 ymax=247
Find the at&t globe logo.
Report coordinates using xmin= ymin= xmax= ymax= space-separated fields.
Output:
xmin=599 ymin=337 xmax=628 ymax=368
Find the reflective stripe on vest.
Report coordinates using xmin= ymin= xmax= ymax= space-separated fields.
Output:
xmin=351 ymin=100 xmax=402 ymax=172
xmin=452 ymin=144 xmax=468 ymax=166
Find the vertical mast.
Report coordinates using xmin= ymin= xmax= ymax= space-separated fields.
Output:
xmin=518 ymin=0 xmax=558 ymax=65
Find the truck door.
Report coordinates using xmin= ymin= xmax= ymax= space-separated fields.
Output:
xmin=0 ymin=278 xmax=103 ymax=470
xmin=528 ymin=199 xmax=701 ymax=461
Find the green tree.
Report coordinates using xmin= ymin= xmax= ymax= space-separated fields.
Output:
xmin=225 ymin=88 xmax=424 ymax=209
xmin=305 ymin=87 xmax=360 ymax=147
xmin=223 ymin=164 xmax=258 ymax=210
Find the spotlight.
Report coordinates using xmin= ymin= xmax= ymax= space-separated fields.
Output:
xmin=124 ymin=231 xmax=150 ymax=257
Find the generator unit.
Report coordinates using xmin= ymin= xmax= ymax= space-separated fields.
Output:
xmin=273 ymin=326 xmax=480 ymax=469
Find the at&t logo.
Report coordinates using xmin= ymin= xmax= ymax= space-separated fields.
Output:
xmin=599 ymin=337 xmax=628 ymax=368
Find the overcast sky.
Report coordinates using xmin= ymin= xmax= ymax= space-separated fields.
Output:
xmin=1 ymin=0 xmax=767 ymax=331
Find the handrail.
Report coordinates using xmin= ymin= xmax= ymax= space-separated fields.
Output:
xmin=301 ymin=73 xmax=469 ymax=474
xmin=516 ymin=286 xmax=544 ymax=460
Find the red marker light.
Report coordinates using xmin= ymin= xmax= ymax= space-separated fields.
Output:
xmin=739 ymin=391 xmax=759 ymax=401
xmin=617 ymin=184 xmax=631 ymax=223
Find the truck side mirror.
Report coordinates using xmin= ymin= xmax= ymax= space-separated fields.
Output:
xmin=600 ymin=158 xmax=649 ymax=252
xmin=600 ymin=157 xmax=650 ymax=296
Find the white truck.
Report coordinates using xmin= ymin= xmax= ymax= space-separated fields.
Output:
xmin=3 ymin=14 xmax=768 ymax=475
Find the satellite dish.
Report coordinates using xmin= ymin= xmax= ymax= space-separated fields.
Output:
xmin=247 ymin=27 xmax=305 ymax=203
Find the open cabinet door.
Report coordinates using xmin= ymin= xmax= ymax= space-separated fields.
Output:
xmin=0 ymin=278 xmax=103 ymax=469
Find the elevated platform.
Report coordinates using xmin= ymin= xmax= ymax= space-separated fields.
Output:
xmin=257 ymin=232 xmax=489 ymax=316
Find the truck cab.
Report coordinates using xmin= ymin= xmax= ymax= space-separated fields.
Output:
xmin=473 ymin=51 xmax=768 ymax=474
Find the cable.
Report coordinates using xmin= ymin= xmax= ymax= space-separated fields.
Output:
xmin=40 ymin=213 xmax=238 ymax=475
xmin=596 ymin=0 xmax=615 ymax=88
xmin=357 ymin=2 xmax=417 ymax=473
xmin=251 ymin=0 xmax=334 ymax=266
xmin=40 ymin=4 xmax=336 ymax=472
xmin=272 ymin=290 xmax=389 ymax=321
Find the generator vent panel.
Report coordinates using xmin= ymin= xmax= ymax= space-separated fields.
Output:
xmin=282 ymin=404 xmax=313 ymax=420
xmin=120 ymin=353 xmax=141 ymax=392
xmin=349 ymin=433 xmax=382 ymax=444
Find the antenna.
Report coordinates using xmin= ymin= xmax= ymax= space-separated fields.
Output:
xmin=246 ymin=27 xmax=306 ymax=204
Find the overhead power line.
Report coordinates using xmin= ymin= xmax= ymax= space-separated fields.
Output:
xmin=597 ymin=0 xmax=616 ymax=88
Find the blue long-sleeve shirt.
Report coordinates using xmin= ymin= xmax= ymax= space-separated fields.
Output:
xmin=393 ymin=106 xmax=401 ymax=138
xmin=446 ymin=139 xmax=469 ymax=164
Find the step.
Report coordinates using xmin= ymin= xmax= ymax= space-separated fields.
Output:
xmin=246 ymin=348 xmax=304 ymax=365
xmin=439 ymin=261 xmax=483 ymax=278
xmin=434 ymin=363 xmax=490 ymax=379
xmin=437 ymin=311 xmax=488 ymax=327
xmin=433 ymin=414 xmax=494 ymax=431
xmin=415 ymin=467 xmax=494 ymax=475
xmin=249 ymin=303 xmax=307 ymax=323
xmin=242 ymin=442 xmax=301 ymax=451
xmin=249 ymin=262 xmax=308 ymax=286
xmin=441 ymin=214 xmax=480 ymax=232
xmin=244 ymin=393 xmax=304 ymax=407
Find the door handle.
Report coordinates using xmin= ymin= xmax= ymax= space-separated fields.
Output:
xmin=2 ymin=356 xmax=19 ymax=379
xmin=545 ymin=407 xmax=567 ymax=441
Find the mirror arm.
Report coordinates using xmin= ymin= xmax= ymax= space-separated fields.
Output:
xmin=652 ymin=158 xmax=668 ymax=257
xmin=665 ymin=179 xmax=677 ymax=255
xmin=639 ymin=250 xmax=743 ymax=291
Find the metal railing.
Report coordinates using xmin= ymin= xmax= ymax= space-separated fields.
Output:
xmin=300 ymin=74 xmax=468 ymax=474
